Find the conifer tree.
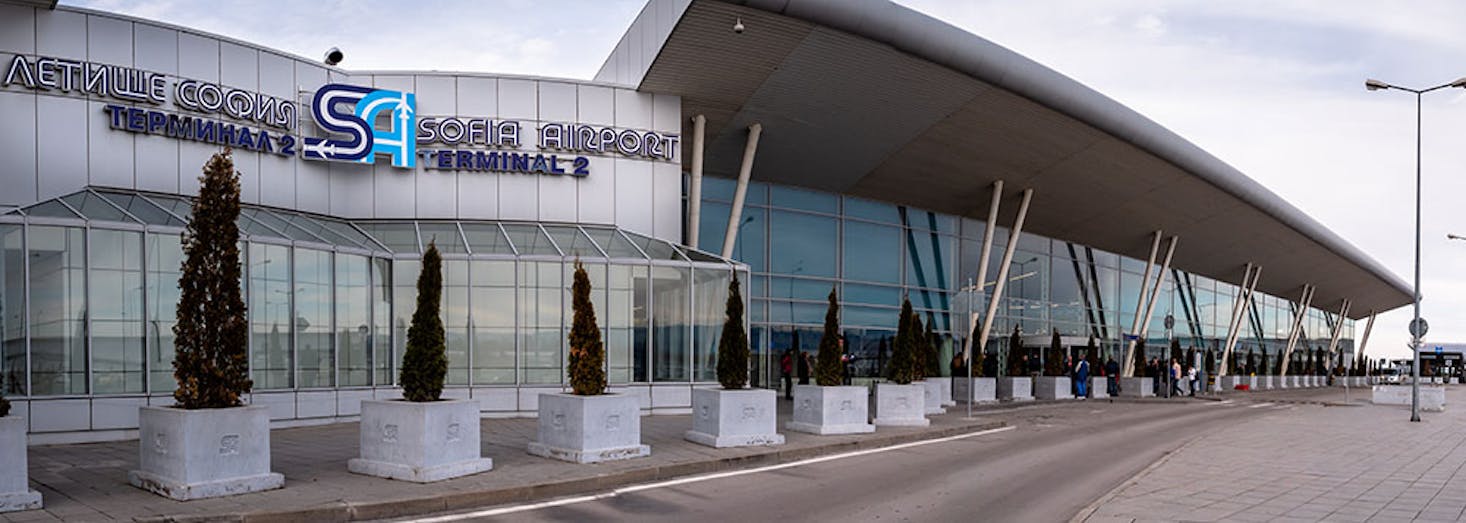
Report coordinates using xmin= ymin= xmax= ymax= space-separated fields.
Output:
xmin=0 ymin=380 xmax=9 ymax=417
xmin=911 ymin=312 xmax=927 ymax=381
xmin=716 ymin=275 xmax=749 ymax=389
xmin=567 ymin=261 xmax=606 ymax=395
xmin=1009 ymin=325 xmax=1024 ymax=376
xmin=400 ymin=242 xmax=448 ymax=401
xmin=1132 ymin=339 xmax=1147 ymax=377
xmin=924 ymin=318 xmax=943 ymax=378
xmin=970 ymin=322 xmax=986 ymax=377
xmin=172 ymin=150 xmax=251 ymax=409
xmin=1047 ymin=330 xmax=1062 ymax=376
xmin=815 ymin=287 xmax=844 ymax=386
xmin=889 ymin=298 xmax=917 ymax=384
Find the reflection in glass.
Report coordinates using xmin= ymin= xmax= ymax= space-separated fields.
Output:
xmin=372 ymin=258 xmax=392 ymax=385
xmin=250 ymin=243 xmax=293 ymax=389
xmin=520 ymin=261 xmax=562 ymax=384
xmin=90 ymin=229 xmax=144 ymax=393
xmin=843 ymin=221 xmax=899 ymax=284
xmin=146 ymin=233 xmax=183 ymax=393
xmin=295 ymin=249 xmax=333 ymax=388
xmin=692 ymin=268 xmax=730 ymax=382
xmin=1 ymin=226 xmax=22 ymax=395
xmin=337 ymin=254 xmax=370 ymax=386
xmin=769 ymin=210 xmax=835 ymax=278
xmin=391 ymin=260 xmax=419 ymax=382
xmin=471 ymin=260 xmax=515 ymax=384
xmin=444 ymin=260 xmax=469 ymax=385
xmin=606 ymin=265 xmax=644 ymax=383
xmin=652 ymin=265 xmax=689 ymax=381
xmin=29 ymin=226 xmax=86 ymax=395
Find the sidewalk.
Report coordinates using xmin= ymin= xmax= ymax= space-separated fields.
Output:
xmin=7 ymin=396 xmax=1007 ymax=522
xmin=1079 ymin=385 xmax=1466 ymax=523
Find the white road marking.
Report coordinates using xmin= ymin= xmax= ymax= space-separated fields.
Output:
xmin=1248 ymin=402 xmax=1274 ymax=409
xmin=1204 ymin=400 xmax=1234 ymax=407
xmin=404 ymin=425 xmax=1018 ymax=522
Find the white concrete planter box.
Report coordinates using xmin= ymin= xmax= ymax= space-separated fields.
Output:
xmin=528 ymin=393 xmax=650 ymax=464
xmin=929 ymin=377 xmax=956 ymax=407
xmin=786 ymin=385 xmax=875 ymax=435
xmin=0 ymin=416 xmax=40 ymax=513
xmin=1222 ymin=376 xmax=1245 ymax=390
xmin=1033 ymin=377 xmax=1073 ymax=400
xmin=997 ymin=377 xmax=1033 ymax=401
xmin=918 ymin=380 xmax=947 ymax=415
xmin=129 ymin=405 xmax=284 ymax=501
xmin=1119 ymin=377 xmax=1153 ymax=397
xmin=685 ymin=388 xmax=784 ymax=448
xmin=1246 ymin=376 xmax=1257 ymax=389
xmin=872 ymin=383 xmax=929 ymax=427
xmin=348 ymin=399 xmax=492 ymax=482
xmin=1090 ymin=377 xmax=1111 ymax=399
xmin=953 ymin=378 xmax=997 ymax=404
xmin=1373 ymin=385 xmax=1445 ymax=411
xmin=1290 ymin=376 xmax=1302 ymax=387
xmin=1258 ymin=376 xmax=1273 ymax=389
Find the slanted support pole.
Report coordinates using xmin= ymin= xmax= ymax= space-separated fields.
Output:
xmin=1357 ymin=310 xmax=1377 ymax=373
xmin=1325 ymin=299 xmax=1352 ymax=370
xmin=686 ymin=114 xmax=706 ymax=248
xmin=1218 ymin=264 xmax=1261 ymax=378
xmin=1134 ymin=236 xmax=1177 ymax=344
xmin=962 ymin=181 xmax=1003 ymax=362
xmin=1279 ymin=285 xmax=1315 ymax=377
xmin=722 ymin=123 xmax=762 ymax=258
xmin=977 ymin=188 xmax=1034 ymax=373
xmin=1121 ymin=231 xmax=1163 ymax=377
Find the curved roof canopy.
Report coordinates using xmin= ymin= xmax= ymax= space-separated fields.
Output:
xmin=599 ymin=0 xmax=1410 ymax=319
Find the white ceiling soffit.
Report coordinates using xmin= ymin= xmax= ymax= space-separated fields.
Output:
xmin=628 ymin=0 xmax=1409 ymax=319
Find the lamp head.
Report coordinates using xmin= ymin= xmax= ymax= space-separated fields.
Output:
xmin=1364 ymin=78 xmax=1390 ymax=91
xmin=1450 ymin=77 xmax=1466 ymax=88
xmin=323 ymin=47 xmax=344 ymax=66
xmin=733 ymin=17 xmax=745 ymax=34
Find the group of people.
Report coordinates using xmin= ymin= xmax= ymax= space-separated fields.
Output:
xmin=779 ymin=339 xmax=855 ymax=399
xmin=1145 ymin=357 xmax=1203 ymax=397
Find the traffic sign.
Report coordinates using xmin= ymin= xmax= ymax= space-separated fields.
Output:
xmin=1410 ymin=317 xmax=1429 ymax=338
xmin=1164 ymin=314 xmax=1175 ymax=330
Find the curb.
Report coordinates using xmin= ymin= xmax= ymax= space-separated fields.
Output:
xmin=1068 ymin=422 xmax=1209 ymax=523
xmin=133 ymin=419 xmax=1007 ymax=523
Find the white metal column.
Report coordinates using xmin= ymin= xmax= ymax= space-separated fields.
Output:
xmin=686 ymin=114 xmax=706 ymax=248
xmin=1121 ymin=231 xmax=1163 ymax=377
xmin=1279 ymin=285 xmax=1315 ymax=377
xmin=962 ymin=180 xmax=1003 ymax=362
xmin=1135 ymin=237 xmax=1177 ymax=344
xmin=1218 ymin=264 xmax=1261 ymax=379
xmin=976 ymin=189 xmax=1034 ymax=365
xmin=1356 ymin=311 xmax=1376 ymax=372
xmin=1324 ymin=299 xmax=1352 ymax=366
xmin=722 ymin=123 xmax=762 ymax=258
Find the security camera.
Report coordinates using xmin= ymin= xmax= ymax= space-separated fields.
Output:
xmin=323 ymin=47 xmax=344 ymax=66
xmin=733 ymin=17 xmax=744 ymax=34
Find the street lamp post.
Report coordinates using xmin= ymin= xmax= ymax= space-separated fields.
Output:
xmin=1365 ymin=76 xmax=1466 ymax=422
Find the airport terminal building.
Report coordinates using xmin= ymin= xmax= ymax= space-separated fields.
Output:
xmin=0 ymin=0 xmax=1409 ymax=442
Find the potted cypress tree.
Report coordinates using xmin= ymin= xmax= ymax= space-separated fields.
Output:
xmin=873 ymin=300 xmax=928 ymax=426
xmin=924 ymin=321 xmax=955 ymax=408
xmin=350 ymin=242 xmax=493 ymax=481
xmin=998 ymin=326 xmax=1034 ymax=401
xmin=954 ymin=322 xmax=998 ymax=404
xmin=0 ymin=376 xmax=40 ymax=512
xmin=913 ymin=315 xmax=946 ymax=415
xmin=1259 ymin=351 xmax=1273 ymax=389
xmin=530 ymin=261 xmax=650 ymax=462
xmin=787 ymin=288 xmax=874 ymax=435
xmin=1034 ymin=330 xmax=1073 ymax=400
xmin=130 ymin=150 xmax=284 ymax=500
xmin=686 ymin=275 xmax=783 ymax=447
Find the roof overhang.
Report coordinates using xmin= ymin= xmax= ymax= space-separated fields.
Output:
xmin=602 ymin=0 xmax=1409 ymax=320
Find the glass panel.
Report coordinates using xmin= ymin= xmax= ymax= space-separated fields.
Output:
xmin=237 ymin=212 xmax=289 ymax=240
xmin=295 ymin=249 xmax=333 ymax=388
xmin=29 ymin=226 xmax=87 ymax=395
xmin=843 ymin=220 xmax=900 ymax=284
xmin=843 ymin=196 xmax=900 ymax=224
xmin=461 ymin=223 xmax=516 ymax=255
xmin=471 ymin=260 xmax=515 ymax=385
xmin=502 ymin=224 xmax=561 ymax=256
xmin=680 ymin=247 xmax=725 ymax=264
xmin=97 ymin=191 xmax=184 ymax=226
xmin=843 ymin=282 xmax=901 ymax=307
xmin=696 ymin=200 xmax=729 ymax=256
xmin=700 ymin=175 xmax=737 ymax=202
xmin=583 ymin=227 xmax=646 ymax=259
xmin=906 ymin=231 xmax=955 ymax=291
xmin=90 ymin=229 xmax=145 ymax=393
xmin=63 ymin=192 xmax=135 ymax=223
xmin=544 ymin=225 xmax=601 ymax=259
xmin=768 ymin=277 xmax=836 ymax=301
xmin=146 ymin=233 xmax=183 ymax=393
xmin=767 ymin=300 xmax=829 ymax=325
xmin=337 ymin=254 xmax=371 ymax=387
xmin=907 ymin=209 xmax=958 ymax=234
xmin=1 ymin=226 xmax=24 ymax=395
xmin=286 ymin=214 xmax=363 ymax=249
xmin=392 ymin=260 xmax=420 ymax=379
xmin=844 ymin=306 xmax=899 ymax=329
xmin=356 ymin=222 xmax=421 ymax=253
xmin=652 ymin=265 xmax=689 ymax=381
xmin=244 ymin=209 xmax=318 ymax=242
xmin=371 ymin=258 xmax=391 ymax=385
xmin=608 ymin=264 xmax=644 ymax=383
xmin=769 ymin=210 xmax=836 ymax=278
xmin=520 ymin=260 xmax=562 ymax=384
xmin=444 ymin=260 xmax=469 ymax=385
xmin=146 ymin=194 xmax=195 ymax=221
xmin=249 ymin=243 xmax=292 ymax=389
xmin=625 ymin=232 xmax=683 ymax=261
xmin=769 ymin=185 xmax=837 ymax=214
xmin=692 ymin=267 xmax=730 ymax=382
xmin=24 ymin=200 xmax=83 ymax=220
xmin=418 ymin=222 xmax=468 ymax=254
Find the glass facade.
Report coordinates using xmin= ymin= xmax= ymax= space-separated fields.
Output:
xmin=693 ymin=176 xmax=1358 ymax=386
xmin=0 ymin=189 xmax=745 ymax=401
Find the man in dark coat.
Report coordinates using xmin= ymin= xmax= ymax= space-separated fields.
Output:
xmin=1105 ymin=357 xmax=1121 ymax=395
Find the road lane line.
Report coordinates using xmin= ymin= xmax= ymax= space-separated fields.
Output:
xmin=1248 ymin=402 xmax=1274 ymax=409
xmin=405 ymin=425 xmax=1018 ymax=522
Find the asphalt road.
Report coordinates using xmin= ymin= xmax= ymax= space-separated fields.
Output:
xmin=405 ymin=397 xmax=1287 ymax=522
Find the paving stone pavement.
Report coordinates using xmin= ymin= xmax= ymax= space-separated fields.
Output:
xmin=1082 ymin=386 xmax=1466 ymax=523
xmin=4 ymin=393 xmax=1010 ymax=522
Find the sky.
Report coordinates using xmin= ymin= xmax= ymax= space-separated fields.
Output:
xmin=67 ymin=0 xmax=1466 ymax=362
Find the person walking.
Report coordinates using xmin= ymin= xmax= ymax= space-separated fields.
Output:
xmin=797 ymin=351 xmax=811 ymax=385
xmin=1105 ymin=357 xmax=1120 ymax=396
xmin=1148 ymin=357 xmax=1160 ymax=396
xmin=1170 ymin=358 xmax=1183 ymax=398
xmin=1187 ymin=364 xmax=1199 ymax=397
xmin=1075 ymin=352 xmax=1090 ymax=399
xmin=781 ymin=349 xmax=794 ymax=399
